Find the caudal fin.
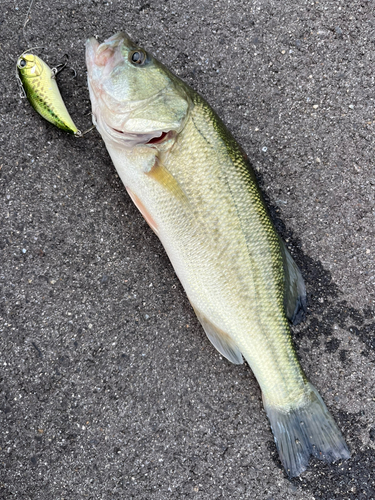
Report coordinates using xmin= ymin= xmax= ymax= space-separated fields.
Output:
xmin=263 ymin=382 xmax=350 ymax=477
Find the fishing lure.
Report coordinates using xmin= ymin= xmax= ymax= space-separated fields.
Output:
xmin=16 ymin=51 xmax=83 ymax=136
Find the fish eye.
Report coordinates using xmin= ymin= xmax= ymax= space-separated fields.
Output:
xmin=18 ymin=58 xmax=27 ymax=68
xmin=130 ymin=50 xmax=146 ymax=65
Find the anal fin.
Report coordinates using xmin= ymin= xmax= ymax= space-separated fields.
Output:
xmin=192 ymin=305 xmax=243 ymax=364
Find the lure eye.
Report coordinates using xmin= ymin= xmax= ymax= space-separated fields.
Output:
xmin=130 ymin=50 xmax=146 ymax=65
xmin=18 ymin=58 xmax=27 ymax=68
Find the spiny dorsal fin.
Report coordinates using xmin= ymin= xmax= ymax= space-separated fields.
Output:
xmin=192 ymin=305 xmax=243 ymax=364
xmin=279 ymin=238 xmax=307 ymax=324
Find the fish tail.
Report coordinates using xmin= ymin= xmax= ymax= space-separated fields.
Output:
xmin=263 ymin=382 xmax=350 ymax=477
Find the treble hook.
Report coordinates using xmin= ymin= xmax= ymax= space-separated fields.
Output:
xmin=51 ymin=53 xmax=69 ymax=79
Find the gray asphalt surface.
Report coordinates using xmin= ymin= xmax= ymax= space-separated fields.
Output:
xmin=1 ymin=0 xmax=375 ymax=498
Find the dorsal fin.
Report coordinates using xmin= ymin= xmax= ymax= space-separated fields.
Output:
xmin=192 ymin=304 xmax=243 ymax=364
xmin=279 ymin=238 xmax=307 ymax=324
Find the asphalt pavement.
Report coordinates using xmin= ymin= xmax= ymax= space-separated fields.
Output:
xmin=1 ymin=0 xmax=374 ymax=498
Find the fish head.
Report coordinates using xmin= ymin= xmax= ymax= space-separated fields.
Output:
xmin=85 ymin=32 xmax=190 ymax=150
xmin=17 ymin=53 xmax=44 ymax=80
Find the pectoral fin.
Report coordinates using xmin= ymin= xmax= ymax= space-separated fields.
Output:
xmin=279 ymin=238 xmax=307 ymax=325
xmin=192 ymin=305 xmax=243 ymax=364
xmin=146 ymin=157 xmax=187 ymax=202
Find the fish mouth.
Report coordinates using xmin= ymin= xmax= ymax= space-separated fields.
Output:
xmin=104 ymin=125 xmax=176 ymax=149
xmin=109 ymin=128 xmax=171 ymax=144
xmin=146 ymin=131 xmax=169 ymax=144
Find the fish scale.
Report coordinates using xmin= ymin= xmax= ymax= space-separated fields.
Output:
xmin=165 ymin=94 xmax=305 ymax=403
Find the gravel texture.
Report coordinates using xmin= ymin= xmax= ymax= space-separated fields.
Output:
xmin=1 ymin=0 xmax=374 ymax=499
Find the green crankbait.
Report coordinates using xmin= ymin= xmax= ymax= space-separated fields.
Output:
xmin=16 ymin=52 xmax=82 ymax=136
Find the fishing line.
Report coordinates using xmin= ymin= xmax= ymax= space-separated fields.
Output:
xmin=23 ymin=0 xmax=35 ymax=46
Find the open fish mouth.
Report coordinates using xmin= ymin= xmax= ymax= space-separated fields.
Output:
xmin=107 ymin=127 xmax=174 ymax=146
xmin=95 ymin=116 xmax=176 ymax=149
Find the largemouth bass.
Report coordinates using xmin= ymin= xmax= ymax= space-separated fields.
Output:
xmin=85 ymin=32 xmax=350 ymax=477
